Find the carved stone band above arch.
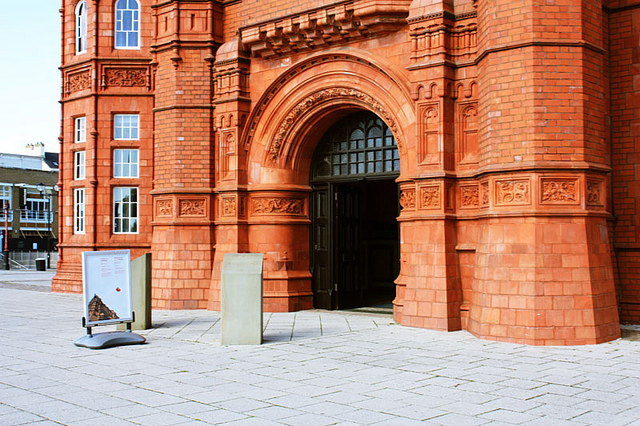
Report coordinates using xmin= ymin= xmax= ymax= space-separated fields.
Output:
xmin=266 ymin=87 xmax=403 ymax=164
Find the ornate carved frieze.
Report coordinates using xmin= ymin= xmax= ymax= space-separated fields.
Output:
xmin=420 ymin=186 xmax=441 ymax=209
xmin=102 ymin=68 xmax=148 ymax=88
xmin=252 ymin=198 xmax=304 ymax=215
xmin=156 ymin=199 xmax=173 ymax=217
xmin=460 ymin=185 xmax=479 ymax=208
xmin=268 ymin=87 xmax=402 ymax=163
xmin=179 ymin=199 xmax=206 ymax=217
xmin=587 ymin=180 xmax=603 ymax=206
xmin=66 ymin=70 xmax=91 ymax=94
xmin=240 ymin=1 xmax=411 ymax=58
xmin=400 ymin=189 xmax=416 ymax=210
xmin=221 ymin=197 xmax=236 ymax=216
xmin=495 ymin=179 xmax=530 ymax=206
xmin=540 ymin=178 xmax=579 ymax=205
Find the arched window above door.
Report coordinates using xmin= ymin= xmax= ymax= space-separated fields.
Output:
xmin=312 ymin=112 xmax=400 ymax=182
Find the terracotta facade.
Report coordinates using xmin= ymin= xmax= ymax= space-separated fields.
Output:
xmin=54 ymin=0 xmax=640 ymax=345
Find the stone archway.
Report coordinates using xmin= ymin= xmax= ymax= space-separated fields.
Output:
xmin=209 ymin=51 xmax=417 ymax=316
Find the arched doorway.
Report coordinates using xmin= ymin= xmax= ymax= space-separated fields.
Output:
xmin=310 ymin=111 xmax=400 ymax=310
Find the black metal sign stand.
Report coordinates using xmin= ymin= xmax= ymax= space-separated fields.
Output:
xmin=74 ymin=312 xmax=146 ymax=349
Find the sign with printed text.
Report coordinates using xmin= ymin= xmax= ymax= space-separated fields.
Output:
xmin=82 ymin=250 xmax=132 ymax=326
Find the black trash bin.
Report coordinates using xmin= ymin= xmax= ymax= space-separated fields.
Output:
xmin=35 ymin=258 xmax=46 ymax=271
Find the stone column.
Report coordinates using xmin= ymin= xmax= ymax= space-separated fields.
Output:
xmin=471 ymin=0 xmax=619 ymax=344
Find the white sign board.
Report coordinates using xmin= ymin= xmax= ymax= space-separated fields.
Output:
xmin=82 ymin=250 xmax=132 ymax=326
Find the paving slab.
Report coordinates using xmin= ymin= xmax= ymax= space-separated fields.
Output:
xmin=1 ymin=283 xmax=640 ymax=425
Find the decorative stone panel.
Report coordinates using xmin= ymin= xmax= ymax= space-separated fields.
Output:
xmin=252 ymin=198 xmax=304 ymax=215
xmin=400 ymin=189 xmax=416 ymax=211
xmin=460 ymin=185 xmax=479 ymax=208
xmin=540 ymin=178 xmax=579 ymax=205
xmin=179 ymin=199 xmax=206 ymax=217
xmin=221 ymin=196 xmax=237 ymax=217
xmin=156 ymin=199 xmax=173 ymax=217
xmin=419 ymin=186 xmax=441 ymax=210
xmin=495 ymin=179 xmax=530 ymax=206
xmin=66 ymin=69 xmax=91 ymax=94
xmin=587 ymin=180 xmax=603 ymax=206
xmin=101 ymin=67 xmax=149 ymax=88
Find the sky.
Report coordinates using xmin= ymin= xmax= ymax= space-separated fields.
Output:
xmin=0 ymin=2 xmax=61 ymax=155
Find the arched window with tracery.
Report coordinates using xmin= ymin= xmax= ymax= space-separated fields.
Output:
xmin=115 ymin=0 xmax=140 ymax=49
xmin=76 ymin=1 xmax=87 ymax=54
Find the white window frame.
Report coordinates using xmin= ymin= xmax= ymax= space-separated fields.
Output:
xmin=74 ymin=151 xmax=86 ymax=180
xmin=114 ymin=149 xmax=139 ymax=178
xmin=114 ymin=114 xmax=140 ymax=140
xmin=75 ymin=117 xmax=86 ymax=143
xmin=114 ymin=0 xmax=141 ymax=49
xmin=113 ymin=187 xmax=138 ymax=234
xmin=76 ymin=1 xmax=87 ymax=54
xmin=0 ymin=185 xmax=12 ymax=223
xmin=74 ymin=188 xmax=85 ymax=234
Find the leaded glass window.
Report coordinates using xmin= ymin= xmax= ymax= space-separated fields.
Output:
xmin=312 ymin=112 xmax=399 ymax=181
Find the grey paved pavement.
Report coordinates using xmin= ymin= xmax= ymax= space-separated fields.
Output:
xmin=1 ymin=277 xmax=640 ymax=425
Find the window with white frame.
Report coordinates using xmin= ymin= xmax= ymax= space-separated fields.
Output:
xmin=113 ymin=187 xmax=138 ymax=233
xmin=24 ymin=189 xmax=50 ymax=222
xmin=114 ymin=114 xmax=139 ymax=140
xmin=74 ymin=188 xmax=85 ymax=234
xmin=76 ymin=1 xmax=87 ymax=54
xmin=74 ymin=151 xmax=86 ymax=180
xmin=75 ymin=117 xmax=86 ymax=143
xmin=114 ymin=149 xmax=139 ymax=178
xmin=115 ymin=0 xmax=140 ymax=49
xmin=0 ymin=185 xmax=11 ymax=222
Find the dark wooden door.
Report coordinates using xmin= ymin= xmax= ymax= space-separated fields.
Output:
xmin=334 ymin=183 xmax=362 ymax=309
xmin=311 ymin=184 xmax=332 ymax=309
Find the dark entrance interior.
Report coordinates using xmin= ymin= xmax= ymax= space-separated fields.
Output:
xmin=310 ymin=112 xmax=400 ymax=310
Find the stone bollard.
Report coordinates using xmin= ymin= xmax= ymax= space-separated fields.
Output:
xmin=221 ymin=253 xmax=264 ymax=345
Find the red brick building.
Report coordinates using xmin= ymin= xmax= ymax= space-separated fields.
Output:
xmin=55 ymin=0 xmax=640 ymax=345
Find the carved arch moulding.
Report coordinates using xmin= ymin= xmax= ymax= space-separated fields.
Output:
xmin=240 ymin=52 xmax=414 ymax=153
xmin=265 ymin=87 xmax=404 ymax=164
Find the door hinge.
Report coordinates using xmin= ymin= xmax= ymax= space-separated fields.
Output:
xmin=334 ymin=283 xmax=338 ymax=291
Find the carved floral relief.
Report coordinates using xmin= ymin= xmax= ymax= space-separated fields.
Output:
xmin=420 ymin=186 xmax=441 ymax=209
xmin=221 ymin=197 xmax=236 ymax=216
xmin=252 ymin=198 xmax=304 ymax=215
xmin=68 ymin=70 xmax=91 ymax=93
xmin=179 ymin=199 xmax=206 ymax=217
xmin=400 ymin=189 xmax=416 ymax=210
xmin=103 ymin=68 xmax=147 ymax=88
xmin=156 ymin=199 xmax=173 ymax=217
xmin=540 ymin=178 xmax=579 ymax=204
xmin=587 ymin=180 xmax=603 ymax=206
xmin=495 ymin=179 xmax=530 ymax=206
xmin=460 ymin=185 xmax=479 ymax=208
xmin=481 ymin=181 xmax=489 ymax=207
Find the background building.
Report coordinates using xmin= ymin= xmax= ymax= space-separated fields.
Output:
xmin=54 ymin=0 xmax=640 ymax=345
xmin=0 ymin=142 xmax=59 ymax=268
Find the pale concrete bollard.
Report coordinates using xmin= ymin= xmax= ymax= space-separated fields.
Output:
xmin=118 ymin=253 xmax=152 ymax=331
xmin=221 ymin=253 xmax=264 ymax=345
